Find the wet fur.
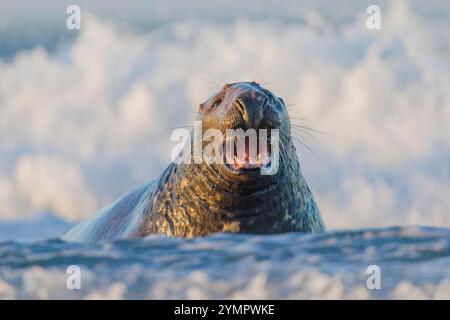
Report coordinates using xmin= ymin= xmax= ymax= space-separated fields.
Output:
xmin=63 ymin=82 xmax=325 ymax=242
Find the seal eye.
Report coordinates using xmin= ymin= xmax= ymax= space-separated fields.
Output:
xmin=211 ymin=99 xmax=222 ymax=110
xmin=267 ymin=94 xmax=276 ymax=105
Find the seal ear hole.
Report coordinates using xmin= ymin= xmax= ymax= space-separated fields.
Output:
xmin=278 ymin=97 xmax=286 ymax=108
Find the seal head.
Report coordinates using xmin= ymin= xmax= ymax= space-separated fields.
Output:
xmin=199 ymin=81 xmax=285 ymax=178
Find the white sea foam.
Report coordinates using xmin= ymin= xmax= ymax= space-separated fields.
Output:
xmin=3 ymin=265 xmax=448 ymax=299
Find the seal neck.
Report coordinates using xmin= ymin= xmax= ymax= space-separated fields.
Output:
xmin=164 ymin=150 xmax=303 ymax=233
xmin=141 ymin=141 xmax=325 ymax=237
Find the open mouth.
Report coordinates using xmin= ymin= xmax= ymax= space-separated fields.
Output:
xmin=224 ymin=135 xmax=272 ymax=172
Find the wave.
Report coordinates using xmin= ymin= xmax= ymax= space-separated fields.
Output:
xmin=0 ymin=226 xmax=449 ymax=299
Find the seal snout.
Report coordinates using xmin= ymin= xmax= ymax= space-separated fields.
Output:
xmin=234 ymin=92 xmax=267 ymax=130
xmin=222 ymin=87 xmax=281 ymax=173
xmin=233 ymin=90 xmax=282 ymax=131
xmin=201 ymin=82 xmax=286 ymax=173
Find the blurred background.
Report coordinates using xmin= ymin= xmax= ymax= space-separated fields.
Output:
xmin=0 ymin=0 xmax=449 ymax=241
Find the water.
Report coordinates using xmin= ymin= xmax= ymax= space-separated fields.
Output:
xmin=1 ymin=226 xmax=449 ymax=299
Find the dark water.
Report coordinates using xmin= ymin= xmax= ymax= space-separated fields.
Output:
xmin=1 ymin=226 xmax=449 ymax=299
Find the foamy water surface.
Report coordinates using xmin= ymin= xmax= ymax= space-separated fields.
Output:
xmin=1 ymin=226 xmax=449 ymax=299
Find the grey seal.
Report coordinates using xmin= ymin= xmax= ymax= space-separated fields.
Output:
xmin=63 ymin=82 xmax=325 ymax=242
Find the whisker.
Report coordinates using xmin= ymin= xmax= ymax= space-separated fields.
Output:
xmin=277 ymin=129 xmax=297 ymax=164
xmin=197 ymin=78 xmax=221 ymax=88
xmin=164 ymin=125 xmax=194 ymax=132
xmin=252 ymin=47 xmax=264 ymax=83
xmin=259 ymin=69 xmax=273 ymax=87
xmin=280 ymin=137 xmax=297 ymax=171
xmin=292 ymin=137 xmax=320 ymax=159
xmin=289 ymin=116 xmax=308 ymax=121
xmin=278 ymin=143 xmax=288 ymax=170
xmin=290 ymin=124 xmax=326 ymax=135
xmin=280 ymin=128 xmax=321 ymax=160
xmin=278 ymin=140 xmax=291 ymax=170
xmin=181 ymin=111 xmax=199 ymax=114
xmin=290 ymin=127 xmax=315 ymax=138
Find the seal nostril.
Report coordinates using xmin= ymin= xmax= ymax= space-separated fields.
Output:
xmin=234 ymin=97 xmax=264 ymax=129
